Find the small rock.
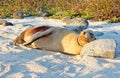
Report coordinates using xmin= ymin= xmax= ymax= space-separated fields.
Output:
xmin=40 ymin=12 xmax=50 ymax=17
xmin=2 ymin=22 xmax=13 ymax=27
xmin=64 ymin=26 xmax=87 ymax=34
xmin=67 ymin=18 xmax=89 ymax=27
xmin=0 ymin=19 xmax=13 ymax=27
xmin=36 ymin=6 xmax=47 ymax=13
xmin=0 ymin=19 xmax=7 ymax=25
xmin=36 ymin=6 xmax=50 ymax=17
xmin=63 ymin=17 xmax=89 ymax=33
xmin=61 ymin=16 xmax=72 ymax=23
xmin=80 ymin=39 xmax=116 ymax=58
xmin=13 ymin=12 xmax=24 ymax=19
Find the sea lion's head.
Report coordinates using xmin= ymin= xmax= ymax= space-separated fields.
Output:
xmin=78 ymin=30 xmax=96 ymax=46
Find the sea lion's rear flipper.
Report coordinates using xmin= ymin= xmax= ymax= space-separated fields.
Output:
xmin=23 ymin=26 xmax=55 ymax=45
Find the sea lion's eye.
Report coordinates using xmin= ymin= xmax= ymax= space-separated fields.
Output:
xmin=90 ymin=33 xmax=93 ymax=36
xmin=83 ymin=32 xmax=86 ymax=35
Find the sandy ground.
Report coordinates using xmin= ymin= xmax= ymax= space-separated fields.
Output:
xmin=0 ymin=17 xmax=120 ymax=78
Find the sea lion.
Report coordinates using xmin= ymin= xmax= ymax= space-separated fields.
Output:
xmin=14 ymin=26 xmax=96 ymax=55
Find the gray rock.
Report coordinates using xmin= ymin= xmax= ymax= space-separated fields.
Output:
xmin=2 ymin=22 xmax=13 ymax=26
xmin=13 ymin=12 xmax=24 ymax=19
xmin=64 ymin=26 xmax=87 ymax=34
xmin=36 ymin=6 xmax=50 ymax=17
xmin=61 ymin=16 xmax=72 ymax=23
xmin=63 ymin=17 xmax=89 ymax=33
xmin=36 ymin=6 xmax=47 ymax=13
xmin=0 ymin=19 xmax=13 ymax=27
xmin=80 ymin=39 xmax=116 ymax=58
xmin=0 ymin=19 xmax=7 ymax=25
xmin=40 ymin=12 xmax=50 ymax=17
xmin=67 ymin=18 xmax=89 ymax=27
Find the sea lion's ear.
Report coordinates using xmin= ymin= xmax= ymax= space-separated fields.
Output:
xmin=80 ymin=31 xmax=86 ymax=35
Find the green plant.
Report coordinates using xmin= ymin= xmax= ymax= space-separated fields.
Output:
xmin=0 ymin=0 xmax=119 ymax=22
xmin=107 ymin=17 xmax=120 ymax=23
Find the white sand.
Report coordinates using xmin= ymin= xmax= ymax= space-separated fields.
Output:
xmin=0 ymin=17 xmax=120 ymax=78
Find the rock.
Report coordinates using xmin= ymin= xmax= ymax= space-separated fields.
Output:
xmin=63 ymin=18 xmax=89 ymax=33
xmin=0 ymin=19 xmax=7 ymax=25
xmin=64 ymin=26 xmax=88 ymax=34
xmin=36 ymin=6 xmax=50 ymax=17
xmin=36 ymin=6 xmax=47 ymax=13
xmin=61 ymin=16 xmax=72 ymax=23
xmin=13 ymin=12 xmax=24 ymax=19
xmin=80 ymin=39 xmax=116 ymax=58
xmin=67 ymin=18 xmax=89 ymax=27
xmin=0 ymin=19 xmax=13 ymax=27
xmin=2 ymin=22 xmax=13 ymax=26
xmin=40 ymin=12 xmax=50 ymax=17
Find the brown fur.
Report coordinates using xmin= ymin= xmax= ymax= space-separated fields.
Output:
xmin=14 ymin=26 xmax=54 ymax=46
xmin=14 ymin=26 xmax=96 ymax=55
